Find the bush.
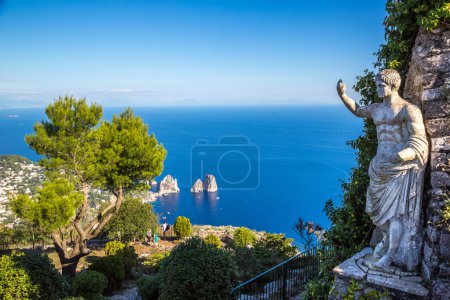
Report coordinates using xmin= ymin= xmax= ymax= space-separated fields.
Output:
xmin=117 ymin=245 xmax=138 ymax=278
xmin=18 ymin=252 xmax=71 ymax=299
xmin=159 ymin=237 xmax=238 ymax=300
xmin=232 ymin=227 xmax=256 ymax=248
xmin=232 ymin=247 xmax=264 ymax=282
xmin=0 ymin=252 xmax=39 ymax=300
xmin=173 ymin=216 xmax=192 ymax=238
xmin=73 ymin=270 xmax=107 ymax=300
xmin=89 ymin=256 xmax=125 ymax=293
xmin=104 ymin=241 xmax=138 ymax=278
xmin=137 ymin=275 xmax=160 ymax=300
xmin=141 ymin=252 xmax=170 ymax=274
xmin=105 ymin=240 xmax=125 ymax=256
xmin=204 ymin=234 xmax=221 ymax=248
xmin=253 ymin=233 xmax=297 ymax=268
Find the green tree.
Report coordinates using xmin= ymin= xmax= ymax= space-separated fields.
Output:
xmin=173 ymin=216 xmax=192 ymax=238
xmin=12 ymin=96 xmax=166 ymax=276
xmin=232 ymin=227 xmax=256 ymax=248
xmin=104 ymin=196 xmax=158 ymax=243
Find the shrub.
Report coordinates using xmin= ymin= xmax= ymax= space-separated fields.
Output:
xmin=141 ymin=252 xmax=170 ymax=274
xmin=89 ymin=256 xmax=125 ymax=293
xmin=253 ymin=233 xmax=297 ymax=267
xmin=173 ymin=216 xmax=192 ymax=238
xmin=0 ymin=252 xmax=39 ymax=300
xmin=159 ymin=237 xmax=238 ymax=300
xmin=105 ymin=240 xmax=125 ymax=256
xmin=117 ymin=245 xmax=138 ymax=278
xmin=73 ymin=270 xmax=107 ymax=300
xmin=232 ymin=247 xmax=264 ymax=281
xmin=137 ymin=275 xmax=160 ymax=300
xmin=232 ymin=227 xmax=256 ymax=248
xmin=204 ymin=234 xmax=221 ymax=248
xmin=18 ymin=252 xmax=71 ymax=299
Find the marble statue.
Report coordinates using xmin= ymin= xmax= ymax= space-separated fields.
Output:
xmin=337 ymin=69 xmax=428 ymax=271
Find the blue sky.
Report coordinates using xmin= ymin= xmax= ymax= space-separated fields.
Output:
xmin=0 ymin=0 xmax=386 ymax=106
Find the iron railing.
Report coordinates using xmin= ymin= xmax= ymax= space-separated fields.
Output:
xmin=230 ymin=246 xmax=328 ymax=299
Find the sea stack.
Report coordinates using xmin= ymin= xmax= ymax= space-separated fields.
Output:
xmin=157 ymin=175 xmax=180 ymax=196
xmin=203 ymin=174 xmax=218 ymax=192
xmin=190 ymin=179 xmax=203 ymax=193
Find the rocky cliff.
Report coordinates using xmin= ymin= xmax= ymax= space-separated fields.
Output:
xmin=403 ymin=25 xmax=450 ymax=298
xmin=157 ymin=175 xmax=180 ymax=195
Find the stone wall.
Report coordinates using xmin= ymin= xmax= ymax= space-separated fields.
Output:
xmin=403 ymin=24 xmax=450 ymax=299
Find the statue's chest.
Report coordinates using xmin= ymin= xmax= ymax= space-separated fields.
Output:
xmin=372 ymin=107 xmax=405 ymax=126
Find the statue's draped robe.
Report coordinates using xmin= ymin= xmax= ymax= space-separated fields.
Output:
xmin=366 ymin=122 xmax=428 ymax=271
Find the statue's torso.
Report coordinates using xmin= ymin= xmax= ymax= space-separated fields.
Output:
xmin=371 ymin=102 xmax=411 ymax=164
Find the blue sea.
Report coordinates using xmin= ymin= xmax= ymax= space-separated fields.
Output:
xmin=0 ymin=106 xmax=363 ymax=243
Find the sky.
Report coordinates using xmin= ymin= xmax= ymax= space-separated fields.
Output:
xmin=0 ymin=0 xmax=386 ymax=107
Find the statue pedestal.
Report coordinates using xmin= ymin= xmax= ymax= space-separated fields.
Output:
xmin=329 ymin=248 xmax=429 ymax=299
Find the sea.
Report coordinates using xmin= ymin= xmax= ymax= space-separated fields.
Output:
xmin=0 ymin=105 xmax=363 ymax=243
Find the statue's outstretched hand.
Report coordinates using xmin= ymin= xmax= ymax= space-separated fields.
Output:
xmin=337 ymin=79 xmax=346 ymax=96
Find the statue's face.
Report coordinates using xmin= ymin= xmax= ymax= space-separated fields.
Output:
xmin=376 ymin=80 xmax=393 ymax=98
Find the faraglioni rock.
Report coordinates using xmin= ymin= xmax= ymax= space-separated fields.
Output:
xmin=203 ymin=174 xmax=218 ymax=192
xmin=157 ymin=175 xmax=180 ymax=196
xmin=190 ymin=179 xmax=203 ymax=193
xmin=337 ymin=69 xmax=429 ymax=271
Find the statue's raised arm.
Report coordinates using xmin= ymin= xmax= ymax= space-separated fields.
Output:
xmin=336 ymin=79 xmax=371 ymax=118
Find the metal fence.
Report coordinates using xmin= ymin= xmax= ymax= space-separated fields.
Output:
xmin=155 ymin=225 xmax=176 ymax=241
xmin=229 ymin=246 xmax=328 ymax=300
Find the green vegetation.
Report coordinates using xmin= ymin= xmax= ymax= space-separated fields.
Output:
xmin=232 ymin=227 xmax=256 ymax=248
xmin=105 ymin=240 xmax=126 ymax=256
xmin=204 ymin=233 xmax=222 ymax=248
xmin=0 ymin=250 xmax=69 ymax=300
xmin=173 ymin=216 xmax=192 ymax=238
xmin=10 ymin=96 xmax=166 ymax=276
xmin=158 ymin=237 xmax=238 ymax=300
xmin=89 ymin=255 xmax=125 ymax=293
xmin=73 ymin=270 xmax=107 ymax=300
xmin=137 ymin=274 xmax=160 ymax=300
xmin=0 ymin=252 xmax=38 ymax=300
xmin=140 ymin=252 xmax=171 ymax=275
xmin=105 ymin=196 xmax=158 ymax=243
xmin=304 ymin=1 xmax=450 ymax=299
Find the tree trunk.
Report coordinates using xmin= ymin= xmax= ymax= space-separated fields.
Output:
xmin=60 ymin=256 xmax=81 ymax=277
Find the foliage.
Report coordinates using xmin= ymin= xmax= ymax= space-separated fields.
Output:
xmin=342 ymin=280 xmax=389 ymax=300
xmin=0 ymin=226 xmax=15 ymax=249
xmin=204 ymin=233 xmax=222 ymax=248
xmin=104 ymin=197 xmax=158 ymax=243
xmin=306 ymin=1 xmax=450 ymax=298
xmin=105 ymin=240 xmax=125 ymax=256
xmin=117 ymin=245 xmax=139 ymax=278
xmin=104 ymin=240 xmax=138 ymax=278
xmin=292 ymin=218 xmax=324 ymax=250
xmin=231 ymin=247 xmax=265 ymax=281
xmin=11 ymin=178 xmax=83 ymax=233
xmin=16 ymin=96 xmax=166 ymax=276
xmin=443 ymin=191 xmax=450 ymax=223
xmin=418 ymin=2 xmax=450 ymax=31
xmin=159 ymin=237 xmax=238 ymax=300
xmin=232 ymin=227 xmax=257 ymax=248
xmin=0 ymin=251 xmax=39 ymax=300
xmin=253 ymin=233 xmax=297 ymax=267
xmin=18 ymin=252 xmax=71 ymax=300
xmin=89 ymin=256 xmax=125 ymax=293
xmin=73 ymin=270 xmax=107 ymax=300
xmin=173 ymin=216 xmax=192 ymax=238
xmin=141 ymin=252 xmax=170 ymax=274
xmin=137 ymin=275 xmax=160 ymax=300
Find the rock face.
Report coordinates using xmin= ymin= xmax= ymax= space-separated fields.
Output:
xmin=157 ymin=175 xmax=180 ymax=196
xmin=402 ymin=25 xmax=450 ymax=300
xmin=190 ymin=179 xmax=203 ymax=193
xmin=203 ymin=174 xmax=218 ymax=192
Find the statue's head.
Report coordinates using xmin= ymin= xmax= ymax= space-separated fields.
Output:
xmin=375 ymin=69 xmax=401 ymax=98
